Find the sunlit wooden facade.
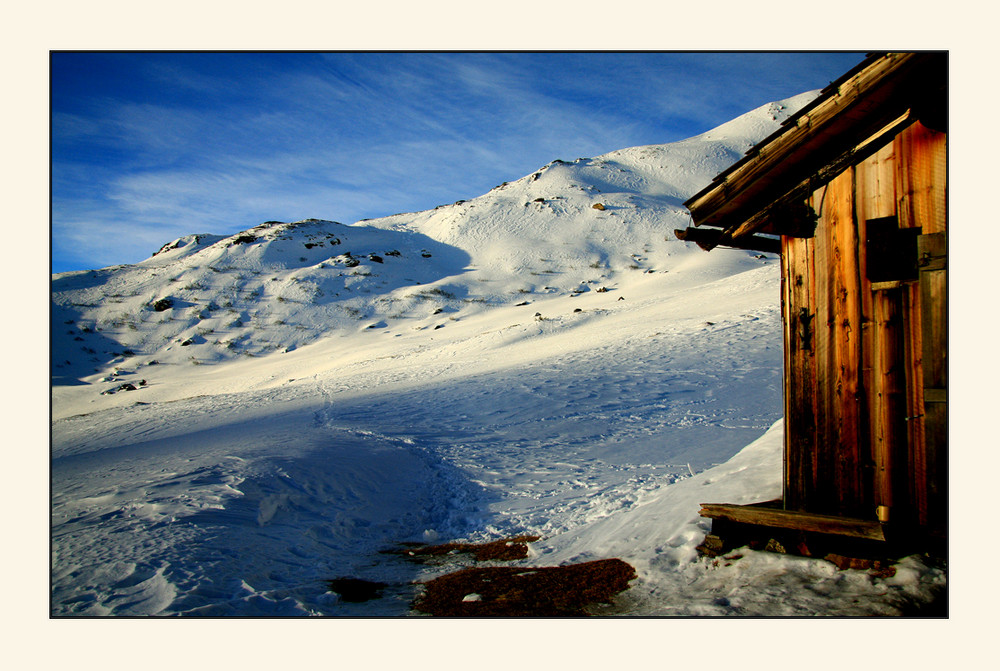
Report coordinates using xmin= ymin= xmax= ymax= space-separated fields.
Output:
xmin=679 ymin=52 xmax=947 ymax=552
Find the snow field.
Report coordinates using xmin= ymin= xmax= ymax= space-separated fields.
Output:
xmin=50 ymin=92 xmax=945 ymax=616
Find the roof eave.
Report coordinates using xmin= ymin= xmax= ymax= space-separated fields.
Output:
xmin=684 ymin=52 xmax=946 ymax=239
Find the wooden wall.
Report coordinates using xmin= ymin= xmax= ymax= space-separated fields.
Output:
xmin=780 ymin=120 xmax=947 ymax=532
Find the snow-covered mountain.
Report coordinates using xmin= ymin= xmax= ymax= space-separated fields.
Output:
xmin=50 ymin=91 xmax=945 ymax=616
xmin=51 ymin=93 xmax=803 ymax=382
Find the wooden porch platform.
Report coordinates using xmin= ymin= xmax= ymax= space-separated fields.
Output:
xmin=699 ymin=502 xmax=886 ymax=542
xmin=694 ymin=500 xmax=949 ymax=566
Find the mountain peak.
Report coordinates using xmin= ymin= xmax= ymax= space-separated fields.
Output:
xmin=52 ymin=94 xmax=812 ymax=384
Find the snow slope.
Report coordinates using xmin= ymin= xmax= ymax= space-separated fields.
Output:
xmin=50 ymin=91 xmax=945 ymax=616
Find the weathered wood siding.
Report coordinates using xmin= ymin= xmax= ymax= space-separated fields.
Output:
xmin=907 ymin=121 xmax=948 ymax=532
xmin=781 ymin=120 xmax=946 ymax=531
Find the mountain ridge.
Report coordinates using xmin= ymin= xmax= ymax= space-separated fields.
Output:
xmin=52 ymin=91 xmax=815 ymax=392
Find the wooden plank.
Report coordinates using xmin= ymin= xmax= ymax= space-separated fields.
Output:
xmin=897 ymin=281 xmax=926 ymax=525
xmin=871 ymin=288 xmax=908 ymax=521
xmin=826 ymin=170 xmax=866 ymax=515
xmin=699 ymin=503 xmax=886 ymax=541
xmin=919 ymin=231 xmax=947 ymax=533
xmin=779 ymin=252 xmax=792 ymax=509
xmin=870 ymin=279 xmax=916 ymax=291
xmin=854 ymin=110 xmax=912 ymax=158
xmin=892 ymin=116 xmax=925 ymax=500
xmin=812 ymin=183 xmax=834 ymax=513
xmin=854 ymin=157 xmax=878 ymax=516
xmin=781 ymin=230 xmax=818 ymax=512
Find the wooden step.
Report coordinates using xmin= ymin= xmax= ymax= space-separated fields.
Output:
xmin=699 ymin=502 xmax=886 ymax=542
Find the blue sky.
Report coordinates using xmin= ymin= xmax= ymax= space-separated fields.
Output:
xmin=51 ymin=51 xmax=865 ymax=273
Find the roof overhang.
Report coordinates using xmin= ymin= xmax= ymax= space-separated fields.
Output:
xmin=681 ymin=52 xmax=947 ymax=252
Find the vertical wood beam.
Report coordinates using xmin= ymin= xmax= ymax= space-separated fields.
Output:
xmin=782 ymin=231 xmax=817 ymax=512
xmin=813 ymin=183 xmax=834 ymax=511
xmin=903 ymin=282 xmax=928 ymax=524
xmin=871 ymin=289 xmax=907 ymax=519
xmin=919 ymin=232 xmax=947 ymax=532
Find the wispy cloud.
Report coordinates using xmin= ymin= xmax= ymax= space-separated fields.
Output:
xmin=51 ymin=51 xmax=865 ymax=273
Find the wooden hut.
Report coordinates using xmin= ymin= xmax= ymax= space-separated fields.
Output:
xmin=678 ymin=52 xmax=947 ymax=559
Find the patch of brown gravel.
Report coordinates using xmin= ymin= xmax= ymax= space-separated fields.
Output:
xmin=413 ymin=558 xmax=636 ymax=617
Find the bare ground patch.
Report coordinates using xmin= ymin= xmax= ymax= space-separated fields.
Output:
xmin=413 ymin=557 xmax=636 ymax=617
